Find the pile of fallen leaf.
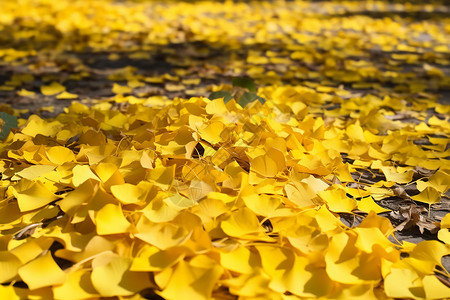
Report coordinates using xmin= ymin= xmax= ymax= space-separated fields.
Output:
xmin=0 ymin=0 xmax=449 ymax=299
xmin=0 ymin=90 xmax=448 ymax=299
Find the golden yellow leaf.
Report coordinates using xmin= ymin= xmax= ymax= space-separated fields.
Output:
xmin=384 ymin=268 xmax=424 ymax=299
xmin=417 ymin=169 xmax=450 ymax=193
xmin=21 ymin=115 xmax=63 ymax=137
xmin=251 ymin=148 xmax=285 ymax=177
xmin=11 ymin=179 xmax=59 ymax=212
xmin=18 ymin=252 xmax=66 ymax=290
xmin=130 ymin=246 xmax=184 ymax=272
xmin=46 ymin=146 xmax=76 ymax=165
xmin=91 ymin=255 xmax=153 ymax=297
xmin=325 ymin=232 xmax=381 ymax=284
xmin=17 ymin=89 xmax=35 ymax=97
xmin=0 ymin=251 xmax=21 ymax=283
xmin=223 ymin=268 xmax=272 ymax=297
xmin=112 ymin=83 xmax=132 ymax=94
xmin=135 ymin=217 xmax=190 ymax=249
xmin=159 ymin=257 xmax=222 ymax=300
xmin=110 ymin=183 xmax=146 ymax=205
xmin=220 ymin=246 xmax=258 ymax=274
xmin=256 ymin=245 xmax=332 ymax=297
xmin=56 ymin=91 xmax=78 ymax=99
xmin=9 ymin=238 xmax=53 ymax=264
xmin=379 ymin=166 xmax=414 ymax=184
xmin=59 ymin=179 xmax=97 ymax=214
xmin=357 ymin=196 xmax=390 ymax=214
xmin=319 ymin=188 xmax=357 ymax=213
xmin=423 ymin=274 xmax=450 ymax=299
xmin=15 ymin=165 xmax=56 ymax=180
xmin=411 ymin=186 xmax=442 ymax=205
xmin=220 ymin=208 xmax=265 ymax=238
xmin=53 ymin=269 xmax=98 ymax=300
xmin=94 ymin=162 xmax=125 ymax=188
xmin=41 ymin=82 xmax=65 ymax=95
xmin=95 ymin=203 xmax=133 ymax=235
xmin=147 ymin=165 xmax=175 ymax=189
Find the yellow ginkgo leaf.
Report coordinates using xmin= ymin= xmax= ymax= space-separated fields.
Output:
xmin=130 ymin=245 xmax=185 ymax=272
xmin=220 ymin=208 xmax=265 ymax=238
xmin=110 ymin=183 xmax=146 ymax=205
xmin=112 ymin=83 xmax=132 ymax=94
xmin=384 ymin=268 xmax=424 ymax=299
xmin=417 ymin=169 xmax=450 ymax=193
xmin=11 ymin=179 xmax=59 ymax=212
xmin=325 ymin=232 xmax=381 ymax=284
xmin=15 ymin=165 xmax=56 ymax=180
xmin=423 ymin=274 xmax=450 ymax=299
xmin=9 ymin=238 xmax=53 ymax=264
xmin=46 ymin=146 xmax=76 ymax=165
xmin=17 ymin=88 xmax=35 ymax=97
xmin=251 ymin=148 xmax=285 ymax=177
xmin=205 ymin=98 xmax=228 ymax=115
xmin=256 ymin=245 xmax=332 ymax=297
xmin=438 ymin=228 xmax=450 ymax=245
xmin=135 ymin=217 xmax=191 ymax=249
xmin=319 ymin=188 xmax=357 ymax=213
xmin=220 ymin=246 xmax=258 ymax=274
xmin=242 ymin=192 xmax=281 ymax=217
xmin=41 ymin=82 xmax=66 ymax=95
xmin=53 ymin=269 xmax=98 ymax=300
xmin=91 ymin=255 xmax=153 ymax=297
xmin=346 ymin=123 xmax=365 ymax=142
xmin=379 ymin=166 xmax=414 ymax=184
xmin=141 ymin=195 xmax=180 ymax=223
xmin=164 ymin=193 xmax=197 ymax=210
xmin=357 ymin=196 xmax=390 ymax=214
xmin=438 ymin=213 xmax=450 ymax=244
xmin=0 ymin=251 xmax=22 ymax=283
xmin=0 ymin=285 xmax=18 ymax=300
xmin=94 ymin=162 xmax=125 ymax=188
xmin=18 ymin=252 xmax=66 ymax=290
xmin=285 ymin=174 xmax=328 ymax=208
xmin=56 ymin=91 xmax=78 ymax=99
xmin=411 ymin=186 xmax=441 ymax=205
xmin=21 ymin=115 xmax=63 ymax=137
xmin=59 ymin=179 xmax=97 ymax=215
xmin=95 ymin=203 xmax=133 ymax=235
xmin=127 ymin=79 xmax=145 ymax=88
xmin=72 ymin=165 xmax=100 ymax=187
xmin=159 ymin=257 xmax=222 ymax=300
xmin=354 ymin=227 xmax=394 ymax=254
xmin=198 ymin=121 xmax=225 ymax=145
xmin=223 ymin=268 xmax=272 ymax=297
xmin=401 ymin=240 xmax=449 ymax=275
xmin=147 ymin=165 xmax=175 ymax=189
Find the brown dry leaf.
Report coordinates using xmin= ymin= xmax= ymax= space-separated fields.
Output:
xmin=393 ymin=204 xmax=439 ymax=234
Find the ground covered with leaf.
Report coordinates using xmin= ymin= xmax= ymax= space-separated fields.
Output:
xmin=0 ymin=0 xmax=450 ymax=299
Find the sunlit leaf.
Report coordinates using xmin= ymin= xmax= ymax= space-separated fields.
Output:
xmin=159 ymin=257 xmax=222 ymax=300
xmin=18 ymin=252 xmax=67 ymax=290
xmin=0 ymin=1 xmax=449 ymax=298
xmin=220 ymin=208 xmax=265 ymax=238
xmin=95 ymin=203 xmax=133 ymax=235
xmin=411 ymin=186 xmax=442 ymax=205
xmin=11 ymin=179 xmax=59 ymax=212
xmin=91 ymin=255 xmax=153 ymax=297
xmin=41 ymin=82 xmax=65 ymax=96
xmin=53 ymin=269 xmax=99 ymax=300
